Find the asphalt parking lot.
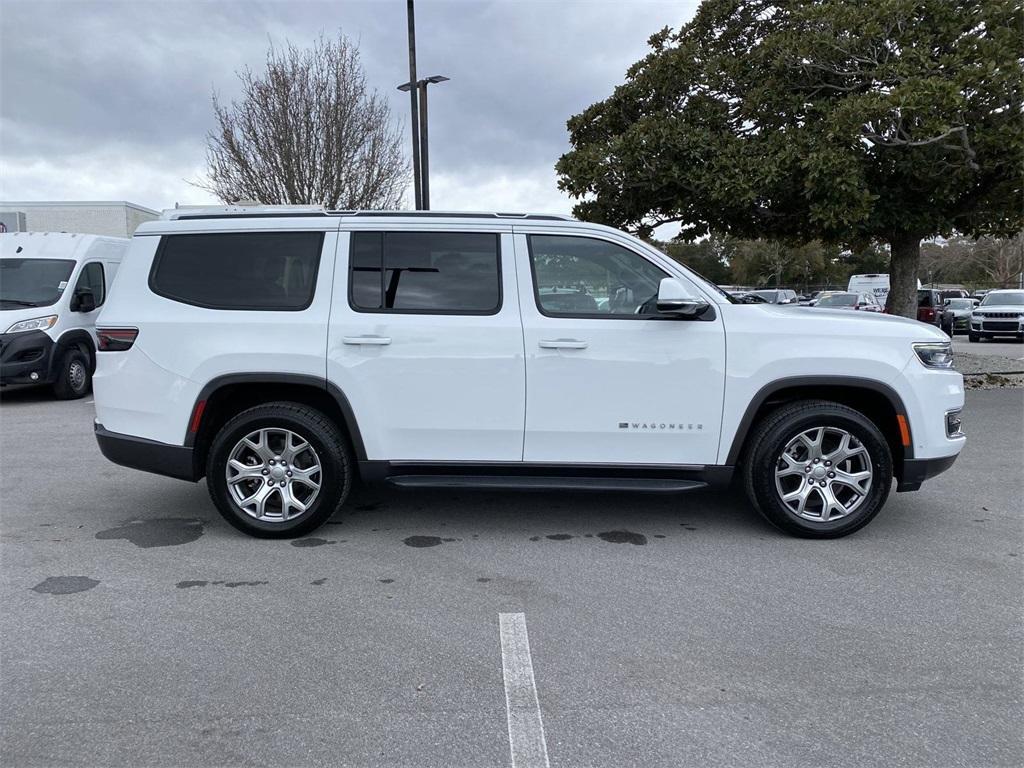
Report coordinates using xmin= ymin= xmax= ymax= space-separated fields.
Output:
xmin=1 ymin=387 xmax=1022 ymax=767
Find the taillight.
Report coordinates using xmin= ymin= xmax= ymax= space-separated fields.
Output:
xmin=97 ymin=328 xmax=138 ymax=351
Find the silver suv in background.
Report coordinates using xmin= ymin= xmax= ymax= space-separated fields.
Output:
xmin=969 ymin=289 xmax=1024 ymax=342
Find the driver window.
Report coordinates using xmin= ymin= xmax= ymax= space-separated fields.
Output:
xmin=74 ymin=262 xmax=105 ymax=307
xmin=528 ymin=235 xmax=668 ymax=317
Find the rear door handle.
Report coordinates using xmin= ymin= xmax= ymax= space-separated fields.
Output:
xmin=342 ymin=335 xmax=392 ymax=346
xmin=539 ymin=339 xmax=588 ymax=349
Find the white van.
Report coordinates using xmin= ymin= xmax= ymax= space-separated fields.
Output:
xmin=0 ymin=232 xmax=128 ymax=398
xmin=847 ymin=274 xmax=922 ymax=306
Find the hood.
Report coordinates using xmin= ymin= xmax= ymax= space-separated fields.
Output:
xmin=753 ymin=304 xmax=948 ymax=340
xmin=973 ymin=304 xmax=1024 ymax=313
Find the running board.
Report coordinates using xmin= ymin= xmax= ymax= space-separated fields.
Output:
xmin=386 ymin=475 xmax=707 ymax=493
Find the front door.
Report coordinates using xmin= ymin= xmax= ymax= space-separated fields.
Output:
xmin=515 ymin=231 xmax=726 ymax=466
xmin=327 ymin=228 xmax=525 ymax=462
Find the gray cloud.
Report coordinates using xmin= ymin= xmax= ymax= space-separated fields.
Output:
xmin=0 ymin=0 xmax=697 ymax=211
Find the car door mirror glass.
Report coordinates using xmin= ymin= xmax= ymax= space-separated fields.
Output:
xmin=657 ymin=278 xmax=709 ymax=317
xmin=73 ymin=289 xmax=96 ymax=313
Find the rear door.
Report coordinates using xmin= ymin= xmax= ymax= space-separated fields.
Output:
xmin=327 ymin=225 xmax=525 ymax=462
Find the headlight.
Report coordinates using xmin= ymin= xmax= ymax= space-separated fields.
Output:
xmin=914 ymin=341 xmax=954 ymax=369
xmin=5 ymin=315 xmax=58 ymax=334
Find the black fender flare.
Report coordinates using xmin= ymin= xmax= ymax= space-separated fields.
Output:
xmin=51 ymin=329 xmax=97 ymax=377
xmin=185 ymin=372 xmax=367 ymax=461
xmin=725 ymin=375 xmax=913 ymax=465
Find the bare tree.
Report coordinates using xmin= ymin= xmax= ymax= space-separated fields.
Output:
xmin=198 ymin=33 xmax=408 ymax=209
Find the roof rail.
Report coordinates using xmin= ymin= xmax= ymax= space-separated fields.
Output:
xmin=328 ymin=210 xmax=575 ymax=221
xmin=163 ymin=206 xmax=574 ymax=222
xmin=163 ymin=205 xmax=329 ymax=220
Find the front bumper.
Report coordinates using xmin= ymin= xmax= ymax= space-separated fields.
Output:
xmin=0 ymin=330 xmax=57 ymax=387
xmin=896 ymin=454 xmax=959 ymax=492
xmin=970 ymin=317 xmax=1024 ymax=337
xmin=95 ymin=423 xmax=199 ymax=481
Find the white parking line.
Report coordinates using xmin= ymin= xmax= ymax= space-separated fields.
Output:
xmin=499 ymin=612 xmax=551 ymax=768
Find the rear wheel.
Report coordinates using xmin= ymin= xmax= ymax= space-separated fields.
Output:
xmin=51 ymin=348 xmax=91 ymax=399
xmin=206 ymin=402 xmax=352 ymax=538
xmin=743 ymin=400 xmax=892 ymax=538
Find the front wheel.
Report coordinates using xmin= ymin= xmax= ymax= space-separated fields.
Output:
xmin=52 ymin=348 xmax=91 ymax=399
xmin=968 ymin=332 xmax=979 ymax=343
xmin=206 ymin=402 xmax=352 ymax=538
xmin=743 ymin=400 xmax=893 ymax=538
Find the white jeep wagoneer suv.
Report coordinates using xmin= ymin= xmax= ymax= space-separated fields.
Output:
xmin=93 ymin=207 xmax=965 ymax=539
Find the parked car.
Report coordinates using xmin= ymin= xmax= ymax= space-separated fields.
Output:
xmin=968 ymin=289 xmax=1024 ymax=342
xmin=940 ymin=298 xmax=977 ymax=335
xmin=93 ymin=206 xmax=964 ymax=540
xmin=939 ymin=289 xmax=970 ymax=301
xmin=798 ymin=291 xmax=821 ymax=306
xmin=749 ymin=289 xmax=799 ymax=305
xmin=848 ymin=273 xmax=922 ymax=308
xmin=814 ymin=292 xmax=884 ymax=312
xmin=971 ymin=289 xmax=992 ymax=301
xmin=917 ymin=289 xmax=944 ymax=327
xmin=729 ymin=291 xmax=769 ymax=304
xmin=0 ymin=232 xmax=127 ymax=398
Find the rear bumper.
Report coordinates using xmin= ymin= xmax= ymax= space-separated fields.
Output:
xmin=0 ymin=331 xmax=57 ymax=387
xmin=896 ymin=454 xmax=959 ymax=493
xmin=95 ymin=423 xmax=198 ymax=481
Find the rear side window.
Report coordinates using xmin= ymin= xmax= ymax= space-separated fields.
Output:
xmin=349 ymin=231 xmax=501 ymax=314
xmin=150 ymin=232 xmax=323 ymax=310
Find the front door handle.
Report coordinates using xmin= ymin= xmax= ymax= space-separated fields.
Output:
xmin=539 ymin=339 xmax=588 ymax=350
xmin=342 ymin=335 xmax=392 ymax=346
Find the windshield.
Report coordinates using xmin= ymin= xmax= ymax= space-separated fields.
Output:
xmin=817 ymin=293 xmax=857 ymax=307
xmin=0 ymin=258 xmax=76 ymax=309
xmin=980 ymin=291 xmax=1024 ymax=307
xmin=946 ymin=299 xmax=973 ymax=309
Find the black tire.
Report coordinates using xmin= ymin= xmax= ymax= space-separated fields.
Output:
xmin=51 ymin=348 xmax=91 ymax=399
xmin=742 ymin=400 xmax=893 ymax=538
xmin=206 ymin=402 xmax=352 ymax=538
xmin=968 ymin=332 xmax=979 ymax=343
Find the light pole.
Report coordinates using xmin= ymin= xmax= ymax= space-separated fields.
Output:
xmin=404 ymin=0 xmax=422 ymax=210
xmin=399 ymin=75 xmax=449 ymax=210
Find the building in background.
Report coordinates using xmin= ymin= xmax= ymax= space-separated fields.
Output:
xmin=0 ymin=201 xmax=158 ymax=237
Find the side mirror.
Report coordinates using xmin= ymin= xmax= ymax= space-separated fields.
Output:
xmin=657 ymin=278 xmax=710 ymax=317
xmin=73 ymin=289 xmax=96 ymax=313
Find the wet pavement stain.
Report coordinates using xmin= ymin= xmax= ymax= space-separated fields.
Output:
xmin=176 ymin=580 xmax=268 ymax=588
xmin=378 ymin=578 xmax=395 ymax=584
xmin=546 ymin=534 xmax=573 ymax=541
xmin=684 ymin=526 xmax=698 ymax=531
xmin=476 ymin=577 xmax=491 ymax=583
xmin=529 ymin=536 xmax=541 ymax=542
xmin=654 ymin=534 xmax=666 ymax=539
xmin=291 ymin=538 xmax=335 ymax=548
xmin=311 ymin=578 xmax=328 ymax=585
xmin=31 ymin=576 xmax=99 ymax=595
xmin=403 ymin=535 xmax=444 ymax=548
xmin=96 ymin=518 xmax=204 ymax=548
xmin=597 ymin=530 xmax=648 ymax=545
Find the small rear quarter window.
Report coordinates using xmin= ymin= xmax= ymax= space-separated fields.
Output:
xmin=150 ymin=232 xmax=323 ymax=310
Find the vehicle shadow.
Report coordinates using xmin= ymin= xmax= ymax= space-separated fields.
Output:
xmin=0 ymin=385 xmax=72 ymax=406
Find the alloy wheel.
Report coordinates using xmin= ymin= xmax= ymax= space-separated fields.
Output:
xmin=225 ymin=428 xmax=322 ymax=522
xmin=773 ymin=426 xmax=873 ymax=523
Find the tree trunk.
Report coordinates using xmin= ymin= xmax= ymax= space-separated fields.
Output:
xmin=885 ymin=233 xmax=921 ymax=319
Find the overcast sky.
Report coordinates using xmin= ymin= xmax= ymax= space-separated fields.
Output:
xmin=0 ymin=0 xmax=698 ymax=216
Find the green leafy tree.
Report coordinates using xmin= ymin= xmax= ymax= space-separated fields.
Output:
xmin=658 ymin=234 xmax=734 ymax=284
xmin=556 ymin=0 xmax=1023 ymax=317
